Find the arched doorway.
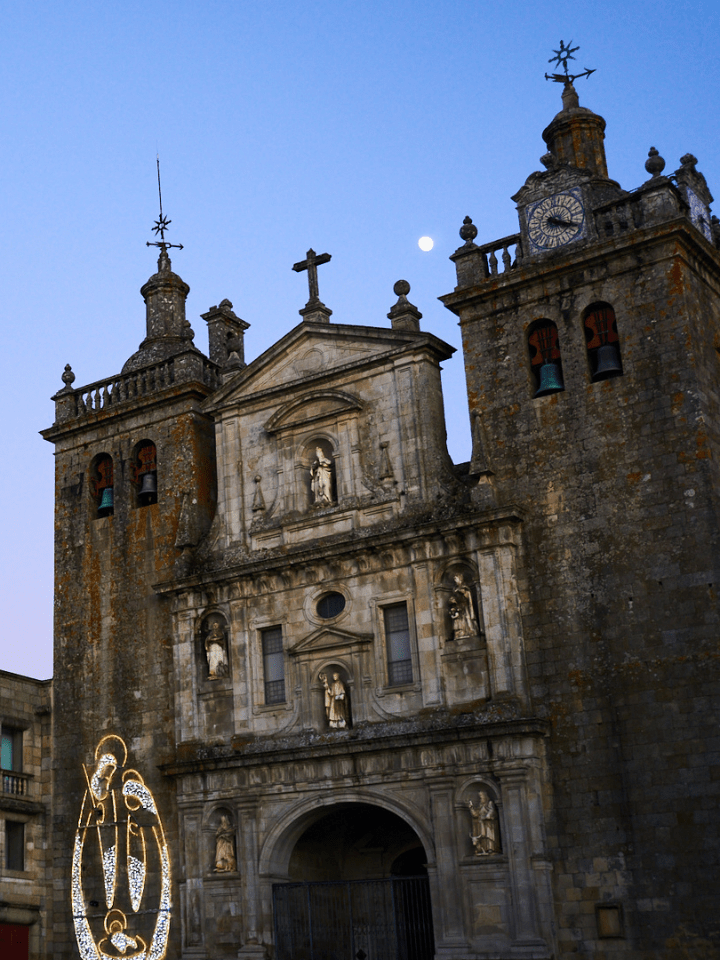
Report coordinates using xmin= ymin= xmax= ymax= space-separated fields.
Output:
xmin=273 ymin=803 xmax=435 ymax=960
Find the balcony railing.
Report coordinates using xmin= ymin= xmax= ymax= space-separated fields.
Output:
xmin=53 ymin=353 xmax=221 ymax=424
xmin=2 ymin=770 xmax=30 ymax=796
xmin=476 ymin=233 xmax=522 ymax=277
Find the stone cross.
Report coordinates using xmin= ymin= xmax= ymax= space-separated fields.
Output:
xmin=292 ymin=248 xmax=331 ymax=305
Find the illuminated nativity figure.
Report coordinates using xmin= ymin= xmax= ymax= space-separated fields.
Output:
xmin=204 ymin=618 xmax=229 ymax=679
xmin=468 ymin=790 xmax=500 ymax=856
xmin=214 ymin=815 xmax=237 ymax=872
xmin=310 ymin=447 xmax=334 ymax=505
xmin=320 ymin=671 xmax=350 ymax=729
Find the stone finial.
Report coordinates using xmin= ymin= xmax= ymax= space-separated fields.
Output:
xmin=388 ymin=280 xmax=422 ymax=332
xmin=645 ymin=147 xmax=666 ymax=178
xmin=540 ymin=153 xmax=555 ymax=170
xmin=680 ymin=153 xmax=698 ymax=171
xmin=561 ymin=81 xmax=580 ymax=111
xmin=61 ymin=364 xmax=76 ymax=392
xmin=460 ymin=216 xmax=478 ymax=245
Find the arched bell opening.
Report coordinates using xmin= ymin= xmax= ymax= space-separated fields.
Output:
xmin=90 ymin=453 xmax=114 ymax=518
xmin=274 ymin=802 xmax=435 ymax=960
xmin=583 ymin=302 xmax=623 ymax=382
xmin=528 ymin=319 xmax=565 ymax=397
xmin=131 ymin=439 xmax=158 ymax=507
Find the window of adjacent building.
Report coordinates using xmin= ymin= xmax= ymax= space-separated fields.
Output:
xmin=384 ymin=603 xmax=413 ymax=686
xmin=528 ymin=319 xmax=564 ymax=397
xmin=5 ymin=820 xmax=24 ymax=871
xmin=90 ymin=453 xmax=114 ymax=518
xmin=584 ymin=303 xmax=623 ymax=382
xmin=133 ymin=440 xmax=158 ymax=507
xmin=261 ymin=627 xmax=286 ymax=704
xmin=1 ymin=726 xmax=22 ymax=772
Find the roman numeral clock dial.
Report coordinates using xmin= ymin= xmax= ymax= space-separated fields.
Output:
xmin=526 ymin=190 xmax=586 ymax=252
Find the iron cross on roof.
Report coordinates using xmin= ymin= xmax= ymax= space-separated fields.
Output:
xmin=292 ymin=248 xmax=332 ymax=306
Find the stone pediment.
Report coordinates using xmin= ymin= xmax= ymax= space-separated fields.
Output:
xmin=265 ymin=390 xmax=363 ymax=435
xmin=288 ymin=626 xmax=374 ymax=657
xmin=512 ymin=163 xmax=593 ymax=207
xmin=203 ymin=321 xmax=454 ymax=412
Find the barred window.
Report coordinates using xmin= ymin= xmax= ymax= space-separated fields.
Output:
xmin=262 ymin=627 xmax=285 ymax=704
xmin=384 ymin=603 xmax=413 ymax=686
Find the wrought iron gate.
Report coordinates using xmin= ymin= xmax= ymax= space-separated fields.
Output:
xmin=273 ymin=876 xmax=435 ymax=960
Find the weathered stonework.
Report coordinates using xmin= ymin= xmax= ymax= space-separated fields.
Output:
xmin=39 ymin=84 xmax=720 ymax=960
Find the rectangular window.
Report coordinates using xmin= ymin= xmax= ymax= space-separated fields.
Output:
xmin=1 ymin=727 xmax=22 ymax=772
xmin=384 ymin=603 xmax=413 ymax=686
xmin=262 ymin=627 xmax=286 ymax=704
xmin=5 ymin=820 xmax=24 ymax=871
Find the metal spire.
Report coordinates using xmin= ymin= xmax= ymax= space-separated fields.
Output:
xmin=147 ymin=155 xmax=183 ymax=253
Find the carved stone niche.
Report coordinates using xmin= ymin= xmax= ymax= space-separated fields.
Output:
xmin=316 ymin=663 xmax=352 ymax=731
xmin=439 ymin=564 xmax=489 ymax=705
xmin=198 ymin=611 xmax=231 ymax=684
xmin=439 ymin=564 xmax=484 ymax=644
xmin=207 ymin=807 xmax=238 ymax=876
xmin=300 ymin=437 xmax=337 ymax=509
xmin=462 ymin=783 xmax=502 ymax=859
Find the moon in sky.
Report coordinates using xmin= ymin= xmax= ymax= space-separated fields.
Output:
xmin=418 ymin=236 xmax=434 ymax=251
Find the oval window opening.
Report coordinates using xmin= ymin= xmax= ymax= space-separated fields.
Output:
xmin=317 ymin=593 xmax=346 ymax=619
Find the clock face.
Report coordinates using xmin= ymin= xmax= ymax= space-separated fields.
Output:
xmin=526 ymin=190 xmax=586 ymax=251
xmin=686 ymin=187 xmax=712 ymax=242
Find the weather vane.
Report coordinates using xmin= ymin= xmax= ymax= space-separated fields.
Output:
xmin=147 ymin=155 xmax=183 ymax=252
xmin=545 ymin=40 xmax=595 ymax=85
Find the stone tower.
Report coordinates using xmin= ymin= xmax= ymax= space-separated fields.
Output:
xmin=41 ymin=245 xmax=219 ymax=959
xmin=441 ymin=79 xmax=720 ymax=954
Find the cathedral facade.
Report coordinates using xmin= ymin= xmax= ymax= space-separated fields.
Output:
xmin=41 ymin=80 xmax=719 ymax=960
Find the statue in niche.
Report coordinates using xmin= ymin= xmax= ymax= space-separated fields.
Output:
xmin=204 ymin=619 xmax=229 ymax=679
xmin=468 ymin=790 xmax=500 ymax=856
xmin=448 ymin=574 xmax=480 ymax=639
xmin=213 ymin=815 xmax=237 ymax=872
xmin=310 ymin=447 xmax=334 ymax=505
xmin=320 ymin=672 xmax=350 ymax=729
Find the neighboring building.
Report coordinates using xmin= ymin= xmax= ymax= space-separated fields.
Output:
xmin=0 ymin=670 xmax=51 ymax=960
xmin=41 ymin=77 xmax=719 ymax=960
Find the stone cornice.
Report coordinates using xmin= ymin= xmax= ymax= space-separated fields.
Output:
xmin=160 ymin=713 xmax=549 ymax=778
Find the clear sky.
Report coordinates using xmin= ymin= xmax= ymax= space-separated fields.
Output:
xmin=1 ymin=0 xmax=718 ymax=679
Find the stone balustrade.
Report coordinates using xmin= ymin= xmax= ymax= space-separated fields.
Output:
xmin=2 ymin=770 xmax=29 ymax=796
xmin=53 ymin=352 xmax=221 ymax=424
xmin=476 ymin=234 xmax=522 ymax=277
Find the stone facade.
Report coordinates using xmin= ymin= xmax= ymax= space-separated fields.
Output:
xmin=0 ymin=669 xmax=51 ymax=960
xmin=40 ymin=82 xmax=720 ymax=960
xmin=442 ymin=85 xmax=720 ymax=957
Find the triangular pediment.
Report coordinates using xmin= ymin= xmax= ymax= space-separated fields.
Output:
xmin=203 ymin=321 xmax=454 ymax=412
xmin=289 ymin=626 xmax=374 ymax=657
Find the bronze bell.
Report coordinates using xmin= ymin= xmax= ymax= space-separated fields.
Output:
xmin=98 ymin=487 xmax=114 ymax=515
xmin=139 ymin=471 xmax=157 ymax=505
xmin=593 ymin=343 xmax=622 ymax=380
xmin=534 ymin=362 xmax=564 ymax=397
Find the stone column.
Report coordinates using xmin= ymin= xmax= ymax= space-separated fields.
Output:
xmin=428 ymin=781 xmax=468 ymax=955
xmin=500 ymin=769 xmax=546 ymax=950
xmin=473 ymin=527 xmax=527 ymax=702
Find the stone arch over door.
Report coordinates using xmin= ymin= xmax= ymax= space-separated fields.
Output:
xmin=258 ymin=791 xmax=436 ymax=881
xmin=261 ymin=794 xmax=436 ymax=960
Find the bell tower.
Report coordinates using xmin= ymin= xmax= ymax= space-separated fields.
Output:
xmin=41 ymin=236 xmax=219 ymax=958
xmin=441 ymin=49 xmax=720 ymax=956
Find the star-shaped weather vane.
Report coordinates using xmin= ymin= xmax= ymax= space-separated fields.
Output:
xmin=545 ymin=40 xmax=596 ymax=85
xmin=147 ymin=156 xmax=183 ymax=253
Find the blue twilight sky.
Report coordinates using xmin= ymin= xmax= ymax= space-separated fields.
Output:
xmin=0 ymin=0 xmax=718 ymax=679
